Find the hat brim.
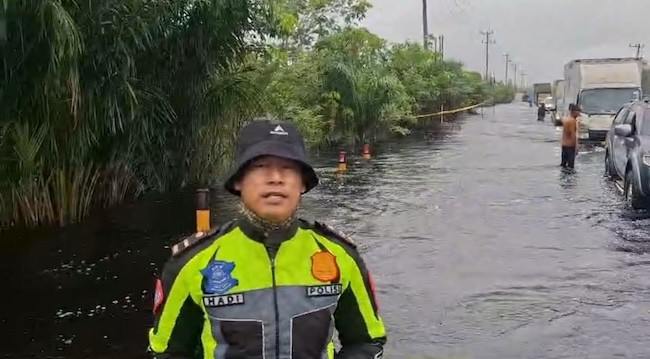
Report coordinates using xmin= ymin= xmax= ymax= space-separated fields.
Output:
xmin=224 ymin=140 xmax=319 ymax=196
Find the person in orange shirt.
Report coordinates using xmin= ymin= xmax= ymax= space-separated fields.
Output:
xmin=561 ymin=104 xmax=581 ymax=169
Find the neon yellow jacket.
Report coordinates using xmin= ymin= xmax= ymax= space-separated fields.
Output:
xmin=148 ymin=218 xmax=386 ymax=359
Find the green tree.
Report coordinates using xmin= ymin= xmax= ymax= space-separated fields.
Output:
xmin=0 ymin=0 xmax=269 ymax=226
xmin=387 ymin=43 xmax=485 ymax=114
xmin=272 ymin=0 xmax=371 ymax=50
xmin=0 ymin=0 xmax=506 ymax=229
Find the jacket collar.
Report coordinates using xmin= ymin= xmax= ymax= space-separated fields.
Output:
xmin=237 ymin=210 xmax=299 ymax=245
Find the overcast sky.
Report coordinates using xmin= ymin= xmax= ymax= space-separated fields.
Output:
xmin=362 ymin=0 xmax=650 ymax=85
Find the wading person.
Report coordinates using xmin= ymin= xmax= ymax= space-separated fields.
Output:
xmin=537 ymin=103 xmax=546 ymax=121
xmin=561 ymin=104 xmax=580 ymax=169
xmin=148 ymin=120 xmax=387 ymax=359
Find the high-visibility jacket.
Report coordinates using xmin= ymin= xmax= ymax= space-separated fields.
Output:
xmin=148 ymin=217 xmax=387 ymax=359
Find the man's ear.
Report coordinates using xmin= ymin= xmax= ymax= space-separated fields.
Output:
xmin=234 ymin=181 xmax=242 ymax=192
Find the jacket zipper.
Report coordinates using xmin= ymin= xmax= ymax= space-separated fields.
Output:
xmin=267 ymin=243 xmax=280 ymax=359
xmin=271 ymin=256 xmax=280 ymax=359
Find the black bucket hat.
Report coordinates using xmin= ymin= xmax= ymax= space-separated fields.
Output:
xmin=224 ymin=120 xmax=319 ymax=196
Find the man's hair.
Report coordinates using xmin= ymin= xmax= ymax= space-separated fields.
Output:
xmin=568 ymin=103 xmax=581 ymax=112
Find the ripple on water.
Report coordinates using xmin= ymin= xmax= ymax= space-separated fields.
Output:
xmin=449 ymin=286 xmax=561 ymax=335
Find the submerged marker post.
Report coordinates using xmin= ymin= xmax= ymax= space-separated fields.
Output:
xmin=337 ymin=151 xmax=347 ymax=172
xmin=196 ymin=189 xmax=210 ymax=233
xmin=363 ymin=144 xmax=371 ymax=160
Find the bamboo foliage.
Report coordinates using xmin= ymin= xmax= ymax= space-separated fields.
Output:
xmin=1 ymin=0 xmax=267 ymax=227
xmin=51 ymin=165 xmax=101 ymax=226
xmin=0 ymin=0 xmax=513 ymax=229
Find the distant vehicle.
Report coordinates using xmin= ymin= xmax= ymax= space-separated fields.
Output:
xmin=561 ymin=57 xmax=644 ymax=142
xmin=544 ymin=96 xmax=555 ymax=111
xmin=551 ymin=79 xmax=562 ymax=97
xmin=533 ymin=83 xmax=552 ymax=105
xmin=552 ymin=79 xmax=565 ymax=126
xmin=604 ymin=98 xmax=650 ymax=209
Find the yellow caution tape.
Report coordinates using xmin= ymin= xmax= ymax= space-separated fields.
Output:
xmin=413 ymin=99 xmax=492 ymax=118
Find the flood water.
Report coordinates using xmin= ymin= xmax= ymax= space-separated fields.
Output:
xmin=3 ymin=103 xmax=650 ymax=359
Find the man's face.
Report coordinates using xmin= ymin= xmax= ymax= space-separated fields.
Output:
xmin=235 ymin=156 xmax=305 ymax=223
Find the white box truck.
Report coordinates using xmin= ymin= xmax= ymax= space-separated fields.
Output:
xmin=552 ymin=79 xmax=565 ymax=126
xmin=533 ymin=83 xmax=552 ymax=105
xmin=560 ymin=57 xmax=644 ymax=141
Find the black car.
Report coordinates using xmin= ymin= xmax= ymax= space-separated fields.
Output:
xmin=604 ymin=99 xmax=650 ymax=209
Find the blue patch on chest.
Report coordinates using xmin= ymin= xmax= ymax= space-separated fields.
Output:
xmin=201 ymin=260 xmax=239 ymax=295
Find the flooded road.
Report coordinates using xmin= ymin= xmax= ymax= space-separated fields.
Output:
xmin=3 ymin=103 xmax=650 ymax=359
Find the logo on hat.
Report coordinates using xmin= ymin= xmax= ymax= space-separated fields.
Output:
xmin=270 ymin=125 xmax=288 ymax=136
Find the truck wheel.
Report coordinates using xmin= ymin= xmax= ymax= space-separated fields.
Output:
xmin=625 ymin=169 xmax=645 ymax=209
xmin=604 ymin=151 xmax=617 ymax=179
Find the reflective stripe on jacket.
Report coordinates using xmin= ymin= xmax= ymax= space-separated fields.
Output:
xmin=149 ymin=218 xmax=386 ymax=359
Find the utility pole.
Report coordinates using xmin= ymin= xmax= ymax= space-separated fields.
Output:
xmin=521 ymin=71 xmax=526 ymax=90
xmin=481 ymin=30 xmax=495 ymax=81
xmin=422 ymin=0 xmax=429 ymax=49
xmin=430 ymin=34 xmax=437 ymax=53
xmin=512 ymin=62 xmax=518 ymax=90
xmin=426 ymin=34 xmax=438 ymax=61
xmin=630 ymin=43 xmax=644 ymax=59
xmin=503 ymin=53 xmax=510 ymax=85
xmin=439 ymin=34 xmax=445 ymax=60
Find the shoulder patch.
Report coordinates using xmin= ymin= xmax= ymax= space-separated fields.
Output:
xmin=171 ymin=220 xmax=235 ymax=257
xmin=314 ymin=221 xmax=356 ymax=248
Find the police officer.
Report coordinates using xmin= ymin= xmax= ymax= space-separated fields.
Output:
xmin=148 ymin=120 xmax=387 ymax=358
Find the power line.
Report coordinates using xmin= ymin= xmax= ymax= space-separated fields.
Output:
xmin=480 ymin=30 xmax=495 ymax=81
xmin=630 ymin=43 xmax=644 ymax=59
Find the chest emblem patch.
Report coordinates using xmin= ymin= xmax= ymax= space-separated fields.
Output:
xmin=201 ymin=260 xmax=239 ymax=295
xmin=311 ymin=251 xmax=340 ymax=282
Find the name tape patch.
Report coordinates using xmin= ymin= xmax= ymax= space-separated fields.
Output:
xmin=203 ymin=293 xmax=245 ymax=307
xmin=306 ymin=284 xmax=343 ymax=297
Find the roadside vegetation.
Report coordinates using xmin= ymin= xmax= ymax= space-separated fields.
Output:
xmin=0 ymin=0 xmax=514 ymax=228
